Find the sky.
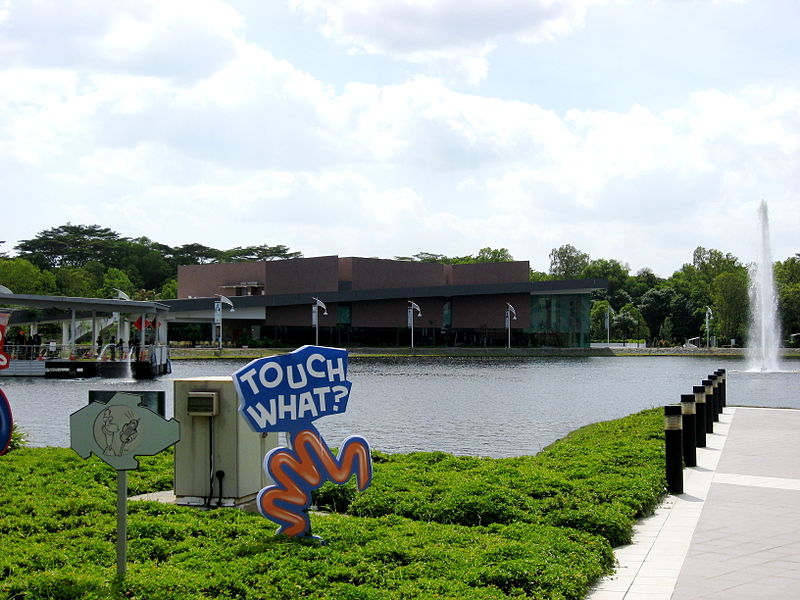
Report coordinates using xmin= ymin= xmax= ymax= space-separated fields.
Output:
xmin=1 ymin=0 xmax=798 ymax=278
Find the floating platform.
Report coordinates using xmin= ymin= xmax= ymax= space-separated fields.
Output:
xmin=0 ymin=359 xmax=169 ymax=379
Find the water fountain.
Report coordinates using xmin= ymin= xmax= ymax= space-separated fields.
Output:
xmin=746 ymin=200 xmax=782 ymax=372
xmin=96 ymin=342 xmax=133 ymax=379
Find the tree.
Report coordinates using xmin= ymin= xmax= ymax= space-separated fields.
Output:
xmin=775 ymin=255 xmax=800 ymax=288
xmin=668 ymin=292 xmax=700 ymax=344
xmin=100 ymin=268 xmax=134 ymax=299
xmin=169 ymin=243 xmax=222 ymax=266
xmin=775 ymin=255 xmax=800 ymax=341
xmin=625 ymin=268 xmax=662 ymax=301
xmin=0 ymin=258 xmax=56 ymax=294
xmin=581 ymin=259 xmax=629 ymax=297
xmin=118 ymin=238 xmax=174 ymax=291
xmin=692 ymin=246 xmax=742 ymax=281
xmin=472 ymin=247 xmax=514 ymax=263
xmin=612 ymin=311 xmax=636 ymax=343
xmin=395 ymin=252 xmax=452 ymax=263
xmin=620 ymin=303 xmax=650 ymax=342
xmin=590 ymin=300 xmax=613 ymax=341
xmin=14 ymin=223 xmax=123 ymax=269
xmin=549 ymin=244 xmax=589 ymax=279
xmin=778 ymin=283 xmax=800 ymax=342
xmin=54 ymin=266 xmax=98 ymax=297
xmin=637 ymin=287 xmax=676 ymax=344
xmin=220 ymin=244 xmax=303 ymax=262
xmin=159 ymin=279 xmax=178 ymax=300
xmin=610 ymin=289 xmax=633 ymax=312
xmin=659 ymin=316 xmax=674 ymax=344
xmin=529 ymin=269 xmax=551 ymax=282
xmin=668 ymin=247 xmax=743 ymax=312
xmin=712 ymin=270 xmax=749 ymax=345
xmin=394 ymin=248 xmax=514 ymax=265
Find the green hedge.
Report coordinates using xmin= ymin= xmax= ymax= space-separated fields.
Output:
xmin=0 ymin=409 xmax=666 ymax=599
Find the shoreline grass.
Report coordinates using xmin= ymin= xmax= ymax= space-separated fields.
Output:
xmin=0 ymin=409 xmax=666 ymax=599
xmin=166 ymin=346 xmax=800 ymax=361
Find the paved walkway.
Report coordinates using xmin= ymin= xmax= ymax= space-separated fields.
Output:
xmin=587 ymin=406 xmax=800 ymax=600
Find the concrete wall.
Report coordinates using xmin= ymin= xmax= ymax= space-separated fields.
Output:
xmin=264 ymin=256 xmax=339 ymax=295
xmin=451 ymin=293 xmax=530 ymax=329
xmin=451 ymin=261 xmax=530 ymax=285
xmin=178 ymin=262 xmax=266 ymax=299
xmin=349 ymin=258 xmax=446 ymax=290
xmin=351 ymin=297 xmax=446 ymax=328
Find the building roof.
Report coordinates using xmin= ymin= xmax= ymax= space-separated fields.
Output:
xmin=0 ymin=293 xmax=170 ymax=324
xmin=162 ymin=278 xmax=607 ymax=312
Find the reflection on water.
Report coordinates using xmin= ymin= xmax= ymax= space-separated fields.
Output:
xmin=2 ymin=356 xmax=798 ymax=457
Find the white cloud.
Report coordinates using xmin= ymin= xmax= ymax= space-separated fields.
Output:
xmin=1 ymin=0 xmax=797 ymax=278
xmin=290 ymin=0 xmax=616 ymax=83
xmin=0 ymin=0 xmax=242 ymax=80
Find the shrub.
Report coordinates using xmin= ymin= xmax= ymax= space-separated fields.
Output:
xmin=0 ymin=409 xmax=666 ymax=599
xmin=8 ymin=422 xmax=28 ymax=451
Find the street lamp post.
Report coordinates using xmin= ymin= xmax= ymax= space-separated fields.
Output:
xmin=705 ymin=306 xmax=714 ymax=349
xmin=214 ymin=294 xmax=235 ymax=351
xmin=312 ymin=297 xmax=328 ymax=346
xmin=408 ymin=301 xmax=422 ymax=349
xmin=505 ymin=303 xmax=517 ymax=349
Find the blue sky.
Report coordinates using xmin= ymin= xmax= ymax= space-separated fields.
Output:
xmin=1 ymin=0 xmax=798 ymax=277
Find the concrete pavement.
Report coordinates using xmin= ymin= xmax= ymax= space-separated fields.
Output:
xmin=588 ymin=406 xmax=800 ymax=600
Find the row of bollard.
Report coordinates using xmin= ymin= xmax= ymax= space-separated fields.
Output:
xmin=664 ymin=368 xmax=727 ymax=494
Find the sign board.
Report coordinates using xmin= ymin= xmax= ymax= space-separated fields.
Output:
xmin=70 ymin=391 xmax=180 ymax=578
xmin=88 ymin=390 xmax=166 ymax=418
xmin=214 ymin=301 xmax=222 ymax=326
xmin=0 ymin=311 xmax=10 ymax=370
xmin=233 ymin=345 xmax=352 ymax=434
xmin=232 ymin=345 xmax=370 ymax=539
xmin=0 ymin=389 xmax=12 ymax=455
xmin=70 ymin=392 xmax=180 ymax=471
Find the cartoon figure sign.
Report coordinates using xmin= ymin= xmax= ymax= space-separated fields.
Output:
xmin=232 ymin=345 xmax=372 ymax=539
xmin=233 ymin=345 xmax=352 ymax=433
xmin=70 ymin=392 xmax=180 ymax=471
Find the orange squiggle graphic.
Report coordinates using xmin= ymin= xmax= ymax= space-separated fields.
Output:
xmin=258 ymin=428 xmax=372 ymax=536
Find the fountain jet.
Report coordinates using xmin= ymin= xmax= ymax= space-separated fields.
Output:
xmin=747 ymin=200 xmax=781 ymax=372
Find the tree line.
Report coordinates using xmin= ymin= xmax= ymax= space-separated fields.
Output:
xmin=0 ymin=223 xmax=302 ymax=301
xmin=542 ymin=244 xmax=800 ymax=347
xmin=1 ymin=224 xmax=798 ymax=346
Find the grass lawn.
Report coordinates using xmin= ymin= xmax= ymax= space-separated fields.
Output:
xmin=0 ymin=408 xmax=666 ymax=599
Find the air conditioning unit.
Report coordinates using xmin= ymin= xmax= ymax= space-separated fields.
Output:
xmin=173 ymin=377 xmax=279 ymax=509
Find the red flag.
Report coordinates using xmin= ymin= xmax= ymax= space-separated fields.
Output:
xmin=133 ymin=317 xmax=153 ymax=330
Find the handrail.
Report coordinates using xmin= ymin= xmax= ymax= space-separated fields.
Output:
xmin=2 ymin=343 xmax=168 ymax=361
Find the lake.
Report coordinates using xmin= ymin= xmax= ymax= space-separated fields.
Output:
xmin=3 ymin=356 xmax=798 ymax=457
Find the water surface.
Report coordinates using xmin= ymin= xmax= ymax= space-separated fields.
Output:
xmin=3 ymin=356 xmax=797 ymax=457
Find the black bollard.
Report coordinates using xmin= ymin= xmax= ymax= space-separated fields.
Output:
xmin=665 ymin=405 xmax=683 ymax=494
xmin=702 ymin=379 xmax=714 ymax=433
xmin=680 ymin=394 xmax=697 ymax=467
xmin=693 ymin=385 xmax=707 ymax=448
xmin=708 ymin=374 xmax=720 ymax=422
xmin=715 ymin=369 xmax=727 ymax=408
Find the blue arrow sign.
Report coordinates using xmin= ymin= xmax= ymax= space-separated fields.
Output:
xmin=233 ymin=345 xmax=352 ymax=433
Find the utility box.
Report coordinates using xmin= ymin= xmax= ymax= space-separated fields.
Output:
xmin=173 ymin=377 xmax=279 ymax=508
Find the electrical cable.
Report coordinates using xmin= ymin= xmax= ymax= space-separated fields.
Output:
xmin=216 ymin=470 xmax=225 ymax=508
xmin=204 ymin=416 xmax=215 ymax=507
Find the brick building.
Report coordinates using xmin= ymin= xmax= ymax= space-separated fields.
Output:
xmin=165 ymin=256 xmax=605 ymax=348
